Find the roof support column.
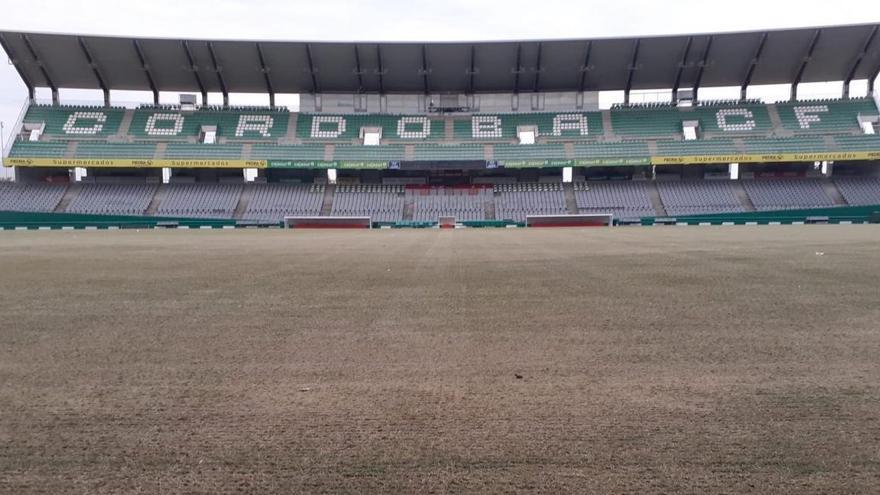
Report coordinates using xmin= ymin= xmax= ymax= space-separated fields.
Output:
xmin=0 ymin=33 xmax=36 ymax=103
xmin=672 ymin=37 xmax=693 ymax=103
xmin=843 ymin=25 xmax=878 ymax=98
xmin=207 ymin=42 xmax=229 ymax=108
xmin=255 ymin=43 xmax=275 ymax=108
xmin=22 ymin=34 xmax=58 ymax=105
xmin=623 ymin=39 xmax=641 ymax=105
xmin=77 ymin=37 xmax=111 ymax=107
xmin=182 ymin=41 xmax=208 ymax=106
xmin=790 ymin=29 xmax=822 ymax=101
xmin=133 ymin=40 xmax=159 ymax=105
xmin=740 ymin=32 xmax=767 ymax=101
xmin=693 ymin=36 xmax=713 ymax=102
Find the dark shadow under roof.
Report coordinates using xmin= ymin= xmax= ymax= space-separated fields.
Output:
xmin=1 ymin=23 xmax=879 ymax=95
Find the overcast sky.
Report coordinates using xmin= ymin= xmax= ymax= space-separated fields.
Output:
xmin=1 ymin=0 xmax=878 ymax=169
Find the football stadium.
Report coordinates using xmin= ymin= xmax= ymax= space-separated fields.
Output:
xmin=1 ymin=16 xmax=880 ymax=493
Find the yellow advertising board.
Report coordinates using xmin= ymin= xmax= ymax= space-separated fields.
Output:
xmin=650 ymin=151 xmax=880 ymax=165
xmin=3 ymin=158 xmax=268 ymax=169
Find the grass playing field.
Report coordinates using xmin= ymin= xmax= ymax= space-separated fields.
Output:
xmin=1 ymin=226 xmax=879 ymax=493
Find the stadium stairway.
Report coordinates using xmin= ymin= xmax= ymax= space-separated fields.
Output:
xmin=116 ymin=109 xmax=135 ymax=138
xmin=402 ymin=193 xmax=415 ymax=221
xmin=732 ymin=181 xmax=757 ymax=212
xmin=485 ymin=193 xmax=496 ymax=220
xmin=320 ymin=184 xmax=335 ymax=216
xmin=822 ymin=181 xmax=849 ymax=206
xmin=646 ymin=181 xmax=668 ymax=217
xmin=64 ymin=141 xmax=78 ymax=158
xmin=144 ymin=185 xmax=168 ymax=216
xmin=285 ymin=113 xmax=299 ymax=142
xmin=444 ymin=118 xmax=455 ymax=142
xmin=52 ymin=183 xmax=76 ymax=213
xmin=233 ymin=185 xmax=256 ymax=220
xmin=602 ymin=111 xmax=616 ymax=140
xmin=766 ymin=104 xmax=792 ymax=137
xmin=563 ymin=183 xmax=578 ymax=214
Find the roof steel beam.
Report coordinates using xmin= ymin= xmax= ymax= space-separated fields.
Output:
xmin=375 ymin=45 xmax=385 ymax=94
xmin=419 ymin=44 xmax=430 ymax=95
xmin=623 ymin=39 xmax=641 ymax=105
xmin=790 ymin=29 xmax=822 ymax=101
xmin=353 ymin=45 xmax=364 ymax=92
xmin=77 ymin=37 xmax=110 ymax=106
xmin=693 ymin=36 xmax=713 ymax=102
xmin=578 ymin=40 xmax=593 ymax=93
xmin=0 ymin=33 xmax=35 ymax=101
xmin=512 ymin=44 xmax=523 ymax=94
xmin=672 ymin=36 xmax=693 ymax=102
xmin=255 ymin=43 xmax=275 ymax=108
xmin=533 ymin=42 xmax=544 ymax=92
xmin=207 ymin=42 xmax=229 ymax=107
xmin=467 ymin=45 xmax=477 ymax=94
xmin=740 ymin=32 xmax=768 ymax=100
xmin=22 ymin=34 xmax=58 ymax=104
xmin=181 ymin=41 xmax=207 ymax=105
xmin=305 ymin=43 xmax=320 ymax=94
xmin=132 ymin=40 xmax=159 ymax=104
xmin=871 ymin=63 xmax=880 ymax=95
xmin=843 ymin=25 xmax=878 ymax=98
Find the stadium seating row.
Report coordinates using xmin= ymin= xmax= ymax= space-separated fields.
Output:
xmin=16 ymin=97 xmax=877 ymax=144
xmin=1 ymin=178 xmax=878 ymax=221
xmin=11 ymin=134 xmax=880 ymax=161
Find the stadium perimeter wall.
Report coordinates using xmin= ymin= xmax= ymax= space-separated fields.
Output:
xmin=1 ymin=206 xmax=878 ymax=230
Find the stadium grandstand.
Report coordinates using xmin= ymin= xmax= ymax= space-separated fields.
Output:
xmin=1 ymin=24 xmax=879 ymax=228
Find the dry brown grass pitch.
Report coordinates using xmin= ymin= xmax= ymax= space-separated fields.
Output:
xmin=1 ymin=226 xmax=879 ymax=493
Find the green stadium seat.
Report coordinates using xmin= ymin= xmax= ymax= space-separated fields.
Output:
xmin=129 ymin=108 xmax=289 ymax=140
xmin=655 ymin=139 xmax=739 ymax=156
xmin=832 ymin=134 xmax=880 ymax=151
xmin=453 ymin=112 xmax=603 ymax=141
xmin=332 ymin=145 xmax=406 ymax=161
xmin=610 ymin=104 xmax=772 ymax=139
xmin=297 ymin=114 xmax=444 ymax=141
xmin=572 ymin=141 xmax=650 ymax=158
xmin=493 ymin=144 xmax=568 ymax=161
xmin=251 ymin=144 xmax=327 ymax=161
xmin=9 ymin=141 xmax=68 ymax=158
xmin=776 ymin=98 xmax=877 ymax=134
xmin=75 ymin=142 xmax=158 ymax=159
xmin=22 ymin=105 xmax=124 ymax=137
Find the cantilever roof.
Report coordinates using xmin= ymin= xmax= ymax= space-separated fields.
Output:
xmin=0 ymin=24 xmax=879 ymax=95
